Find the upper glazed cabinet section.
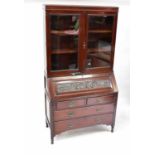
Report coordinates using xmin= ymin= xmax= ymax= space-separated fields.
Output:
xmin=45 ymin=6 xmax=118 ymax=77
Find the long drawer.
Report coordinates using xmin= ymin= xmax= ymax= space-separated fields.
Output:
xmin=57 ymin=99 xmax=86 ymax=110
xmin=54 ymin=113 xmax=113 ymax=134
xmin=54 ymin=104 xmax=114 ymax=121
xmin=87 ymin=95 xmax=115 ymax=105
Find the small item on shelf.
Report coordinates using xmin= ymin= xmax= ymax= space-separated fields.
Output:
xmin=94 ymin=17 xmax=106 ymax=25
xmin=88 ymin=40 xmax=112 ymax=53
xmin=98 ymin=41 xmax=111 ymax=52
xmin=74 ymin=19 xmax=79 ymax=31
xmin=69 ymin=64 xmax=76 ymax=70
xmin=87 ymin=58 xmax=92 ymax=68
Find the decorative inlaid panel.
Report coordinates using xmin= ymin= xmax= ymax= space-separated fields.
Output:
xmin=57 ymin=79 xmax=112 ymax=94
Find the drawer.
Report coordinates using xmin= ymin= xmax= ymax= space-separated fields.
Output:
xmin=54 ymin=113 xmax=113 ymax=134
xmin=87 ymin=95 xmax=115 ymax=105
xmin=54 ymin=104 xmax=114 ymax=121
xmin=57 ymin=99 xmax=86 ymax=110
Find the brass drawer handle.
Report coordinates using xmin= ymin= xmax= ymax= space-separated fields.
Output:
xmin=68 ymin=101 xmax=75 ymax=108
xmin=67 ymin=112 xmax=74 ymax=117
xmin=96 ymin=98 xmax=103 ymax=103
xmin=96 ymin=108 xmax=102 ymax=112
xmin=68 ymin=124 xmax=73 ymax=129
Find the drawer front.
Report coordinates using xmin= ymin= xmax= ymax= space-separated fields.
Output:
xmin=57 ymin=99 xmax=86 ymax=110
xmin=87 ymin=95 xmax=115 ymax=105
xmin=54 ymin=104 xmax=114 ymax=121
xmin=54 ymin=113 xmax=113 ymax=134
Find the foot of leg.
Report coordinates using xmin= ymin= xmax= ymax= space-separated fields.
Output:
xmin=51 ymin=137 xmax=54 ymax=144
xmin=46 ymin=121 xmax=48 ymax=128
xmin=111 ymin=125 xmax=114 ymax=133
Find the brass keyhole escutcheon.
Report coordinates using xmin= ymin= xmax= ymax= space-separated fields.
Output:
xmin=68 ymin=111 xmax=74 ymax=117
xmin=68 ymin=124 xmax=73 ymax=129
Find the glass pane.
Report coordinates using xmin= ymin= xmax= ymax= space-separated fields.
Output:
xmin=86 ymin=15 xmax=114 ymax=68
xmin=50 ymin=15 xmax=79 ymax=71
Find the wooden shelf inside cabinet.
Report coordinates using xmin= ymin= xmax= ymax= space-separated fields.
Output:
xmin=89 ymin=53 xmax=110 ymax=61
xmin=50 ymin=30 xmax=79 ymax=36
xmin=88 ymin=29 xmax=112 ymax=33
xmin=88 ymin=48 xmax=111 ymax=54
xmin=52 ymin=49 xmax=77 ymax=54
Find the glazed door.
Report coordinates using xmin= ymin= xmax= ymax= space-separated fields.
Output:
xmin=46 ymin=13 xmax=84 ymax=76
xmin=85 ymin=14 xmax=117 ymax=72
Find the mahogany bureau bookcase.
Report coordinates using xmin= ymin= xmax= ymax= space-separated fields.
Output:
xmin=44 ymin=5 xmax=119 ymax=144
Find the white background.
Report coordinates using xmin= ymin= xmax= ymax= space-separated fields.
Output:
xmin=24 ymin=1 xmax=130 ymax=154
xmin=0 ymin=0 xmax=155 ymax=155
